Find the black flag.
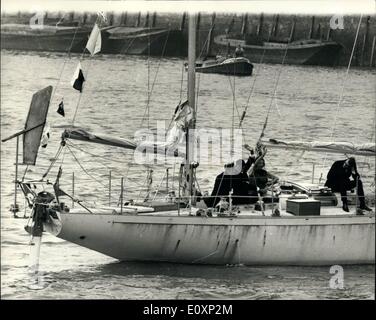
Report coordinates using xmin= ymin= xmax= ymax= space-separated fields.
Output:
xmin=71 ymin=62 xmax=85 ymax=92
xmin=57 ymin=99 xmax=65 ymax=117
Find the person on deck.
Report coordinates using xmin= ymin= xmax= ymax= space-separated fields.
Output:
xmin=325 ymin=157 xmax=371 ymax=212
xmin=204 ymin=153 xmax=255 ymax=208
xmin=234 ymin=44 xmax=244 ymax=58
xmin=248 ymin=157 xmax=279 ymax=203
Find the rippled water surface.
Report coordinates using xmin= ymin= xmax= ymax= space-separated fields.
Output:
xmin=1 ymin=50 xmax=375 ymax=299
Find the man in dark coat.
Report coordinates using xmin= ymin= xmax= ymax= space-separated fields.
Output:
xmin=205 ymin=155 xmax=255 ymax=208
xmin=325 ymin=157 xmax=371 ymax=212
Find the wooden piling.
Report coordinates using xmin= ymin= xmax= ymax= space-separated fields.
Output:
xmin=83 ymin=12 xmax=89 ymax=25
xmin=144 ymin=12 xmax=149 ymax=28
xmin=289 ymin=17 xmax=296 ymax=42
xmin=196 ymin=12 xmax=201 ymax=32
xmin=273 ymin=14 xmax=279 ymax=37
xmin=241 ymin=13 xmax=248 ymax=36
xmin=72 ymin=172 xmax=75 ymax=208
xmin=120 ymin=12 xmax=127 ymax=26
xmin=108 ymin=12 xmax=114 ymax=26
xmin=309 ymin=16 xmax=315 ymax=39
xmin=257 ymin=13 xmax=264 ymax=37
xmin=326 ymin=26 xmax=332 ymax=41
xmin=109 ymin=170 xmax=112 ymax=206
xmin=135 ymin=12 xmax=141 ymax=27
xmin=360 ymin=34 xmax=367 ymax=67
xmin=180 ymin=12 xmax=186 ymax=31
xmin=151 ymin=12 xmax=156 ymax=28
xmin=316 ymin=23 xmax=322 ymax=39
xmin=120 ymin=177 xmax=124 ymax=215
xmin=370 ymin=35 xmax=376 ymax=67
xmin=361 ymin=16 xmax=370 ymax=67
xmin=226 ymin=15 xmax=235 ymax=35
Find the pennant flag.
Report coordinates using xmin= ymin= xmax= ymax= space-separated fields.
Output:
xmin=57 ymin=99 xmax=65 ymax=117
xmin=40 ymin=123 xmax=50 ymax=148
xmin=86 ymin=23 xmax=101 ymax=56
xmin=71 ymin=62 xmax=85 ymax=92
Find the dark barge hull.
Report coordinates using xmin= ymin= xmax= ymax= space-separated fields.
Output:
xmin=1 ymin=25 xmax=187 ymax=57
xmin=214 ymin=35 xmax=343 ymax=66
xmin=1 ymin=29 xmax=91 ymax=53
xmin=101 ymin=27 xmax=187 ymax=56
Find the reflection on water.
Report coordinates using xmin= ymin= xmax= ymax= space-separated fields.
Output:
xmin=1 ymin=50 xmax=375 ymax=299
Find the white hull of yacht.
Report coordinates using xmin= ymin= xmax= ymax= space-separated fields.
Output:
xmin=56 ymin=211 xmax=375 ymax=265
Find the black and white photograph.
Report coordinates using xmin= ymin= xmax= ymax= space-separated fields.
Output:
xmin=0 ymin=0 xmax=375 ymax=306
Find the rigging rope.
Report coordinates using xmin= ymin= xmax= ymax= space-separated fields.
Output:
xmin=140 ymin=29 xmax=171 ymax=127
xmin=258 ymin=34 xmax=291 ymax=143
xmin=66 ymin=145 xmax=108 ymax=188
xmin=42 ymin=17 xmax=104 ymax=180
xmin=239 ymin=18 xmax=275 ymax=129
xmin=25 ymin=25 xmax=80 ymax=182
xmin=318 ymin=14 xmax=364 ymax=182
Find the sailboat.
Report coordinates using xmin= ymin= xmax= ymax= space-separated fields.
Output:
xmin=2 ymin=14 xmax=374 ymax=267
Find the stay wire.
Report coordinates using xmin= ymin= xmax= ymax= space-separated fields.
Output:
xmin=319 ymin=14 xmax=363 ymax=178
xmin=66 ymin=145 xmax=108 ymax=188
xmin=140 ymin=28 xmax=171 ymax=127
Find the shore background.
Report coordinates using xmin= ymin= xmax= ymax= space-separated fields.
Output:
xmin=2 ymin=11 xmax=376 ymax=67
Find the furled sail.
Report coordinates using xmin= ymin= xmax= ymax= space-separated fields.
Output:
xmin=62 ymin=127 xmax=184 ymax=157
xmin=62 ymin=101 xmax=193 ymax=158
xmin=62 ymin=127 xmax=137 ymax=150
xmin=263 ymin=138 xmax=375 ymax=156
xmin=136 ymin=100 xmax=192 ymax=158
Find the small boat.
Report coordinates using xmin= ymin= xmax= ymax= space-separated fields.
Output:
xmin=190 ymin=14 xmax=253 ymax=76
xmin=195 ymin=56 xmax=253 ymax=76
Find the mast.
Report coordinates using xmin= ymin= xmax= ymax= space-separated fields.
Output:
xmin=188 ymin=14 xmax=196 ymax=127
xmin=186 ymin=14 xmax=196 ymax=205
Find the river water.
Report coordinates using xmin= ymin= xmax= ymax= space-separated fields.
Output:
xmin=1 ymin=50 xmax=375 ymax=299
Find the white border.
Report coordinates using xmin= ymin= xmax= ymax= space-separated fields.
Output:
xmin=1 ymin=0 xmax=375 ymax=15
